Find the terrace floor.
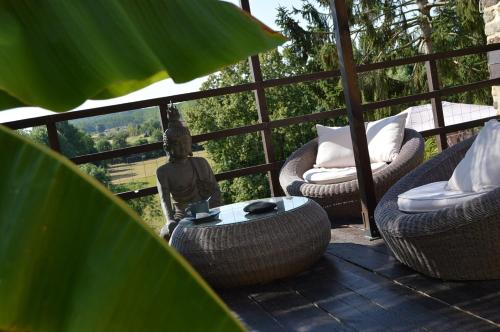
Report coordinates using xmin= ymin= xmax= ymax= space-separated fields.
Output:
xmin=217 ymin=226 xmax=500 ymax=331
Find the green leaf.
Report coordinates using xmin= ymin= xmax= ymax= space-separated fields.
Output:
xmin=0 ymin=0 xmax=285 ymax=112
xmin=0 ymin=125 xmax=244 ymax=332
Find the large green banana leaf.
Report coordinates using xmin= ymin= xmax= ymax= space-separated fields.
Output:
xmin=0 ymin=0 xmax=285 ymax=112
xmin=0 ymin=125 xmax=244 ymax=332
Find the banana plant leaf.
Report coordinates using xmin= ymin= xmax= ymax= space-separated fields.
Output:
xmin=0 ymin=125 xmax=245 ymax=332
xmin=0 ymin=0 xmax=285 ymax=112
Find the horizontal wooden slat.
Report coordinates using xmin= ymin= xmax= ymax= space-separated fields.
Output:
xmin=6 ymin=43 xmax=500 ymax=201
xmin=117 ymin=186 xmax=159 ymax=200
xmin=3 ymin=43 xmax=499 ymax=130
xmin=363 ymin=77 xmax=500 ymax=111
xmin=70 ymin=108 xmax=345 ymax=164
xmin=71 ymin=74 xmax=500 ymax=165
xmin=269 ymin=108 xmax=347 ymax=128
xmin=192 ymin=123 xmax=266 ymax=144
xmin=440 ymin=77 xmax=500 ymax=96
xmin=117 ymin=161 xmax=283 ymax=200
xmin=214 ymin=160 xmax=283 ymax=181
xmin=261 ymin=69 xmax=341 ymax=88
xmin=3 ymin=83 xmax=258 ymax=129
xmin=421 ymin=115 xmax=500 ymax=137
xmin=71 ymin=142 xmax=163 ymax=164
xmin=357 ymin=43 xmax=500 ymax=74
xmin=118 ymin=114 xmax=500 ymax=200
xmin=363 ymin=91 xmax=439 ymax=111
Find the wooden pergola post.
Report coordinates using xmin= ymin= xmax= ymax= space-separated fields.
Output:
xmin=330 ymin=0 xmax=379 ymax=238
xmin=240 ymin=0 xmax=281 ymax=197
xmin=426 ymin=59 xmax=448 ymax=151
xmin=46 ymin=122 xmax=61 ymax=152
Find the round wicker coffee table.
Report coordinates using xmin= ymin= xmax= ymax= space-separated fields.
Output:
xmin=170 ymin=196 xmax=331 ymax=288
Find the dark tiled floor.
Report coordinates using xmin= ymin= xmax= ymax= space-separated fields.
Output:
xmin=217 ymin=226 xmax=500 ymax=331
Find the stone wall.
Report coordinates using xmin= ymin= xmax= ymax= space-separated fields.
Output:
xmin=482 ymin=0 xmax=500 ymax=114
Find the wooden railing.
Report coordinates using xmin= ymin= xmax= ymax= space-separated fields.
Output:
xmin=4 ymin=42 xmax=500 ymax=202
xmin=3 ymin=0 xmax=500 ymax=238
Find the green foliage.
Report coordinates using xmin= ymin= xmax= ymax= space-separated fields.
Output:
xmin=113 ymin=182 xmax=163 ymax=224
xmin=57 ymin=121 xmax=97 ymax=158
xmin=0 ymin=0 xmax=285 ymax=111
xmin=0 ymin=125 xmax=243 ymax=332
xmin=141 ymin=118 xmax=163 ymax=139
xmin=431 ymin=1 xmax=491 ymax=105
xmin=22 ymin=127 xmax=50 ymax=147
xmin=96 ymin=138 xmax=112 ymax=152
xmin=185 ymin=0 xmax=490 ymax=204
xmin=185 ymin=49 xmax=343 ymax=203
xmin=111 ymin=131 xmax=129 ymax=150
xmin=79 ymin=163 xmax=111 ymax=187
xmin=149 ymin=128 xmax=163 ymax=142
xmin=71 ymin=107 xmax=159 ymax=133
xmin=424 ymin=136 xmax=439 ymax=161
xmin=22 ymin=121 xmax=97 ymax=158
xmin=0 ymin=1 xmax=286 ymax=329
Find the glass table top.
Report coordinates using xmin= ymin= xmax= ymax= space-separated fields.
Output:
xmin=180 ymin=196 xmax=308 ymax=228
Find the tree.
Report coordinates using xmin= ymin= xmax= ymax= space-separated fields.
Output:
xmin=57 ymin=121 xmax=97 ymax=158
xmin=185 ymin=50 xmax=342 ymax=203
xmin=111 ymin=131 xmax=129 ymax=150
xmin=23 ymin=127 xmax=50 ymax=147
xmin=141 ymin=118 xmax=162 ymax=137
xmin=185 ymin=0 xmax=489 ymax=204
xmin=96 ymin=138 xmax=112 ymax=152
xmin=149 ymin=128 xmax=163 ymax=142
xmin=23 ymin=121 xmax=97 ymax=158
xmin=79 ymin=163 xmax=111 ymax=187
xmin=0 ymin=1 xmax=284 ymax=330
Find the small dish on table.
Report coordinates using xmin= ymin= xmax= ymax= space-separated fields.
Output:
xmin=185 ymin=208 xmax=220 ymax=223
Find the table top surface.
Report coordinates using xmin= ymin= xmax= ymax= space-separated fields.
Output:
xmin=180 ymin=196 xmax=309 ymax=228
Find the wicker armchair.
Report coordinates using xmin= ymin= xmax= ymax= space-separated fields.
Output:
xmin=375 ymin=136 xmax=500 ymax=280
xmin=279 ymin=129 xmax=424 ymax=220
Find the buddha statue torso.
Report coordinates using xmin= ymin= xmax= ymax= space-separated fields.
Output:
xmin=156 ymin=104 xmax=222 ymax=240
xmin=156 ymin=157 xmax=221 ymax=221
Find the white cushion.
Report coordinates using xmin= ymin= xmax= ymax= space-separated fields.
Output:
xmin=315 ymin=125 xmax=355 ymax=167
xmin=315 ymin=113 xmax=407 ymax=168
xmin=447 ymin=119 xmax=500 ymax=192
xmin=366 ymin=113 xmax=408 ymax=163
xmin=398 ymin=181 xmax=487 ymax=213
xmin=303 ymin=162 xmax=387 ymax=184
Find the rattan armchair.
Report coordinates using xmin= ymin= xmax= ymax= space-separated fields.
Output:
xmin=279 ymin=129 xmax=424 ymax=220
xmin=375 ymin=136 xmax=500 ymax=280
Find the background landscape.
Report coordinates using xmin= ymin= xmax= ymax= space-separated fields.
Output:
xmin=19 ymin=0 xmax=492 ymax=232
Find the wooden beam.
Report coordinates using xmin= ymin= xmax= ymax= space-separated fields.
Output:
xmin=240 ymin=0 xmax=281 ymax=197
xmin=46 ymin=122 xmax=61 ymax=153
xmin=330 ymin=0 xmax=379 ymax=238
xmin=3 ymin=44 xmax=500 ymax=131
xmin=118 ymin=161 xmax=284 ymax=200
xmin=425 ymin=59 xmax=448 ymax=150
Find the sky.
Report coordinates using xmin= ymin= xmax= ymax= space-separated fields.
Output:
xmin=0 ymin=0 xmax=302 ymax=123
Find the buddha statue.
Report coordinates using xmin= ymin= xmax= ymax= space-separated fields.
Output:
xmin=156 ymin=104 xmax=221 ymax=240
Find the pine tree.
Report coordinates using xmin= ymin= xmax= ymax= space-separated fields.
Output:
xmin=184 ymin=0 xmax=490 ymax=203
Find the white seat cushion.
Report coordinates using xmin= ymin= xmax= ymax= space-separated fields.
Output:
xmin=315 ymin=113 xmax=407 ymax=168
xmin=447 ymin=119 xmax=500 ymax=192
xmin=303 ymin=162 xmax=387 ymax=185
xmin=398 ymin=181 xmax=487 ymax=213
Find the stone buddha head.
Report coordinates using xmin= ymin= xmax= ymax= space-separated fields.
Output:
xmin=163 ymin=104 xmax=193 ymax=161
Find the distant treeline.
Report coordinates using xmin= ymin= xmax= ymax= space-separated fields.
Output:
xmin=70 ymin=106 xmax=160 ymax=133
xmin=69 ymin=102 xmax=194 ymax=133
